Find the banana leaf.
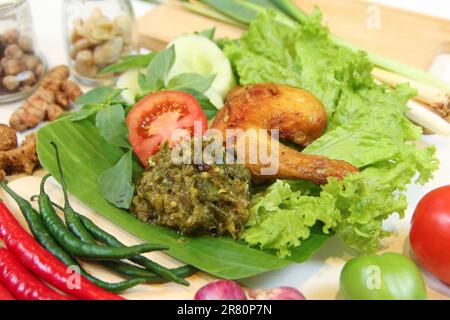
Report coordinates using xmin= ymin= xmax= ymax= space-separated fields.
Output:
xmin=37 ymin=118 xmax=330 ymax=279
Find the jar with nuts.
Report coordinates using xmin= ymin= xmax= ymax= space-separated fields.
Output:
xmin=63 ymin=0 xmax=137 ymax=86
xmin=0 ymin=0 xmax=47 ymax=103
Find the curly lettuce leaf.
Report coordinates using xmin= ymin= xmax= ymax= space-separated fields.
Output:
xmin=244 ymin=181 xmax=339 ymax=257
xmin=229 ymin=11 xmax=438 ymax=256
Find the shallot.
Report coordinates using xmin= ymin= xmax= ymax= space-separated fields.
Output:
xmin=195 ymin=280 xmax=306 ymax=300
xmin=195 ymin=280 xmax=247 ymax=300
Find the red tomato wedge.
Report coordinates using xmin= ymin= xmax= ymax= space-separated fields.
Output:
xmin=126 ymin=91 xmax=208 ymax=166
xmin=410 ymin=185 xmax=450 ymax=285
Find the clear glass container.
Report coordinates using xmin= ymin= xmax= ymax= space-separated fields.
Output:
xmin=63 ymin=0 xmax=138 ymax=86
xmin=0 ymin=0 xmax=47 ymax=103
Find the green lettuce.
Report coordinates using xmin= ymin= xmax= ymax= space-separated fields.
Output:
xmin=244 ymin=180 xmax=339 ymax=257
xmin=225 ymin=11 xmax=438 ymax=256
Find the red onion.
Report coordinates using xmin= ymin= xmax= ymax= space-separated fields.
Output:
xmin=247 ymin=287 xmax=306 ymax=300
xmin=195 ymin=280 xmax=247 ymax=300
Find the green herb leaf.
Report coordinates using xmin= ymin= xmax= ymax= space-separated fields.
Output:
xmin=141 ymin=46 xmax=176 ymax=93
xmin=99 ymin=53 xmax=158 ymax=74
xmin=166 ymin=73 xmax=216 ymax=93
xmin=76 ymin=87 xmax=123 ymax=106
xmin=95 ymin=104 xmax=130 ymax=149
xmin=68 ymin=105 xmax=103 ymax=122
xmin=98 ymin=149 xmax=135 ymax=209
xmin=182 ymin=88 xmax=218 ymax=120
xmin=196 ymin=27 xmax=216 ymax=40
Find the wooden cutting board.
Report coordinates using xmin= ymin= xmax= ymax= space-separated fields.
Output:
xmin=138 ymin=0 xmax=450 ymax=71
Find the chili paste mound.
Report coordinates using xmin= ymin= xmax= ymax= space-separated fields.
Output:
xmin=131 ymin=140 xmax=251 ymax=237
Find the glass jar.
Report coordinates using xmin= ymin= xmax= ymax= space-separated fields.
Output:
xmin=0 ymin=0 xmax=47 ymax=103
xmin=63 ymin=0 xmax=137 ymax=86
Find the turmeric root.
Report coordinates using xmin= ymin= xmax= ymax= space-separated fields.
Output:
xmin=9 ymin=65 xmax=83 ymax=131
xmin=0 ymin=124 xmax=17 ymax=151
xmin=0 ymin=132 xmax=39 ymax=181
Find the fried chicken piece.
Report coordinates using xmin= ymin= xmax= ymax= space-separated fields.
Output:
xmin=212 ymin=83 xmax=358 ymax=184
xmin=0 ymin=124 xmax=17 ymax=151
xmin=0 ymin=133 xmax=39 ymax=181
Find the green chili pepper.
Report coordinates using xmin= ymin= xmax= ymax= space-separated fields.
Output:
xmin=102 ymin=261 xmax=197 ymax=284
xmin=1 ymin=180 xmax=146 ymax=293
xmin=79 ymin=215 xmax=191 ymax=286
xmin=50 ymin=142 xmax=175 ymax=280
xmin=51 ymin=141 xmax=98 ymax=243
xmin=31 ymin=196 xmax=196 ymax=286
xmin=37 ymin=174 xmax=166 ymax=260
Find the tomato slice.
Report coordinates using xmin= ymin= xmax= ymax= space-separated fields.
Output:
xmin=126 ymin=90 xmax=208 ymax=166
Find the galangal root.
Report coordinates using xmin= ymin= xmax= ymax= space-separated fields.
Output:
xmin=0 ymin=124 xmax=39 ymax=181
xmin=9 ymin=65 xmax=82 ymax=131
xmin=212 ymin=83 xmax=359 ymax=185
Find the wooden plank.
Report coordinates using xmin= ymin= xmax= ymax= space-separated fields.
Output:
xmin=137 ymin=1 xmax=244 ymax=51
xmin=137 ymin=0 xmax=450 ymax=70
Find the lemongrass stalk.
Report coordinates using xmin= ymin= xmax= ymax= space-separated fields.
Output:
xmin=241 ymin=0 xmax=296 ymax=28
xmin=333 ymin=37 xmax=450 ymax=94
xmin=197 ymin=0 xmax=294 ymax=27
xmin=373 ymin=67 xmax=449 ymax=117
xmin=179 ymin=0 xmax=247 ymax=28
xmin=271 ymin=0 xmax=307 ymax=24
xmin=198 ymin=0 xmax=259 ymax=24
xmin=406 ymin=100 xmax=450 ymax=135
xmin=247 ymin=0 xmax=278 ymax=8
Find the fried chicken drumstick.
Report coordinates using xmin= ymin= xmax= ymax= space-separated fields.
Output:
xmin=212 ymin=83 xmax=358 ymax=184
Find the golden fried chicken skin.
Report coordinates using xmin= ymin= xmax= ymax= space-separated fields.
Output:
xmin=212 ymin=83 xmax=358 ymax=184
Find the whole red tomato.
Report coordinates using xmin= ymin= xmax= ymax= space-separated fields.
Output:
xmin=410 ymin=185 xmax=450 ymax=285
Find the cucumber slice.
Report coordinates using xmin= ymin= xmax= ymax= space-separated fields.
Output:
xmin=205 ymin=88 xmax=224 ymax=109
xmin=166 ymin=34 xmax=236 ymax=100
xmin=116 ymin=68 xmax=143 ymax=104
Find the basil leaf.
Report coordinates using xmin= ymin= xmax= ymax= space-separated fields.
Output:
xmin=95 ymin=104 xmax=130 ymax=148
xmin=141 ymin=46 xmax=176 ymax=92
xmin=182 ymin=88 xmax=218 ymax=120
xmin=196 ymin=27 xmax=216 ymax=40
xmin=166 ymin=73 xmax=216 ymax=93
xmin=99 ymin=52 xmax=158 ymax=74
xmin=76 ymin=87 xmax=123 ymax=106
xmin=98 ymin=149 xmax=135 ymax=209
xmin=68 ymin=105 xmax=103 ymax=122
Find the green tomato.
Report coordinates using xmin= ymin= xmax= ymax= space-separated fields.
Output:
xmin=340 ymin=252 xmax=427 ymax=300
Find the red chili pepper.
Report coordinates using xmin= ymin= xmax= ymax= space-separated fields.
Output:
xmin=0 ymin=280 xmax=15 ymax=300
xmin=0 ymin=200 xmax=124 ymax=300
xmin=0 ymin=247 xmax=73 ymax=300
